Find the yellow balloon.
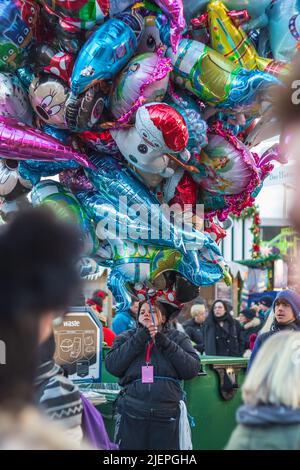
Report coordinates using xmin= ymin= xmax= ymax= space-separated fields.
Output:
xmin=207 ymin=0 xmax=291 ymax=80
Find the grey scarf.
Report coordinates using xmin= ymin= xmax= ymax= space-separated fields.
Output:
xmin=237 ymin=404 xmax=300 ymax=426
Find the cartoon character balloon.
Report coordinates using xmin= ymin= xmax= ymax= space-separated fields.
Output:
xmin=196 ymin=122 xmax=261 ymax=196
xmin=29 ymin=75 xmax=69 ymax=128
xmin=0 ymin=0 xmax=38 ymax=71
xmin=29 ymin=75 xmax=106 ymax=132
xmin=110 ymin=102 xmax=190 ymax=177
xmin=110 ymin=51 xmax=171 ymax=121
xmin=194 ymin=122 xmax=275 ymax=220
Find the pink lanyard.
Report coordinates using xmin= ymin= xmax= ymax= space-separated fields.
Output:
xmin=145 ymin=341 xmax=154 ymax=365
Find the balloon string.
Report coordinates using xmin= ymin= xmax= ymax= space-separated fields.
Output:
xmin=165 ymin=153 xmax=200 ymax=173
xmin=145 ymin=286 xmax=156 ymax=344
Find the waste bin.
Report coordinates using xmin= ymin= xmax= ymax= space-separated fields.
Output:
xmin=184 ymin=355 xmax=247 ymax=450
xmin=80 ymin=348 xmax=248 ymax=450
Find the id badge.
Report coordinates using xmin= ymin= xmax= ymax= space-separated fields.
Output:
xmin=141 ymin=365 xmax=154 ymax=383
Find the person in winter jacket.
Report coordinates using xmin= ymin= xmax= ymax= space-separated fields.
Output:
xmin=112 ymin=300 xmax=139 ymax=335
xmin=105 ymin=300 xmax=200 ymax=450
xmin=226 ymin=331 xmax=300 ymax=450
xmin=35 ymin=334 xmax=84 ymax=445
xmin=183 ymin=301 xmax=207 ymax=353
xmin=256 ymin=295 xmax=273 ymax=322
xmin=204 ymin=300 xmax=243 ymax=357
xmin=0 ymin=208 xmax=84 ymax=450
xmin=238 ymin=309 xmax=262 ymax=357
xmin=248 ymin=289 xmax=300 ymax=370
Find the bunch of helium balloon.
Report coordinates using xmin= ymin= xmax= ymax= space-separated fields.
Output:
xmin=0 ymin=0 xmax=292 ymax=311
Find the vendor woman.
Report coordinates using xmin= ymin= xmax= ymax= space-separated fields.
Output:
xmin=105 ymin=300 xmax=200 ymax=450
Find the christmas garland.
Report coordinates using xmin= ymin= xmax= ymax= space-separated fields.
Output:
xmin=233 ymin=204 xmax=261 ymax=259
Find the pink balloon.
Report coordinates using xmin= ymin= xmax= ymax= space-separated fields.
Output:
xmin=259 ymin=144 xmax=288 ymax=167
xmin=155 ymin=0 xmax=185 ymax=52
xmin=0 ymin=117 xmax=93 ymax=168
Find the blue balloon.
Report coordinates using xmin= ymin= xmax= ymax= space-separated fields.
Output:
xmin=19 ymin=160 xmax=80 ymax=186
xmin=18 ymin=124 xmax=78 ymax=185
xmin=70 ymin=13 xmax=144 ymax=95
xmin=76 ymin=189 xmax=228 ymax=311
xmin=40 ymin=125 xmax=71 ymax=144
xmin=82 ymin=154 xmax=228 ymax=283
xmin=267 ymin=0 xmax=300 ymax=61
xmin=15 ymin=66 xmax=35 ymax=91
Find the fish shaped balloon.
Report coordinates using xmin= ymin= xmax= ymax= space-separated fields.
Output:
xmin=167 ymin=38 xmax=280 ymax=115
xmin=70 ymin=12 xmax=145 ymax=95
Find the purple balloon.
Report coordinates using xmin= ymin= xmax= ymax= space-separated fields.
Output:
xmin=60 ymin=168 xmax=95 ymax=193
xmin=0 ymin=116 xmax=93 ymax=168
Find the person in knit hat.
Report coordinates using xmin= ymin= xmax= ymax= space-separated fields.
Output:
xmin=257 ymin=295 xmax=273 ymax=322
xmin=248 ymin=289 xmax=300 ymax=370
xmin=238 ymin=309 xmax=262 ymax=358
